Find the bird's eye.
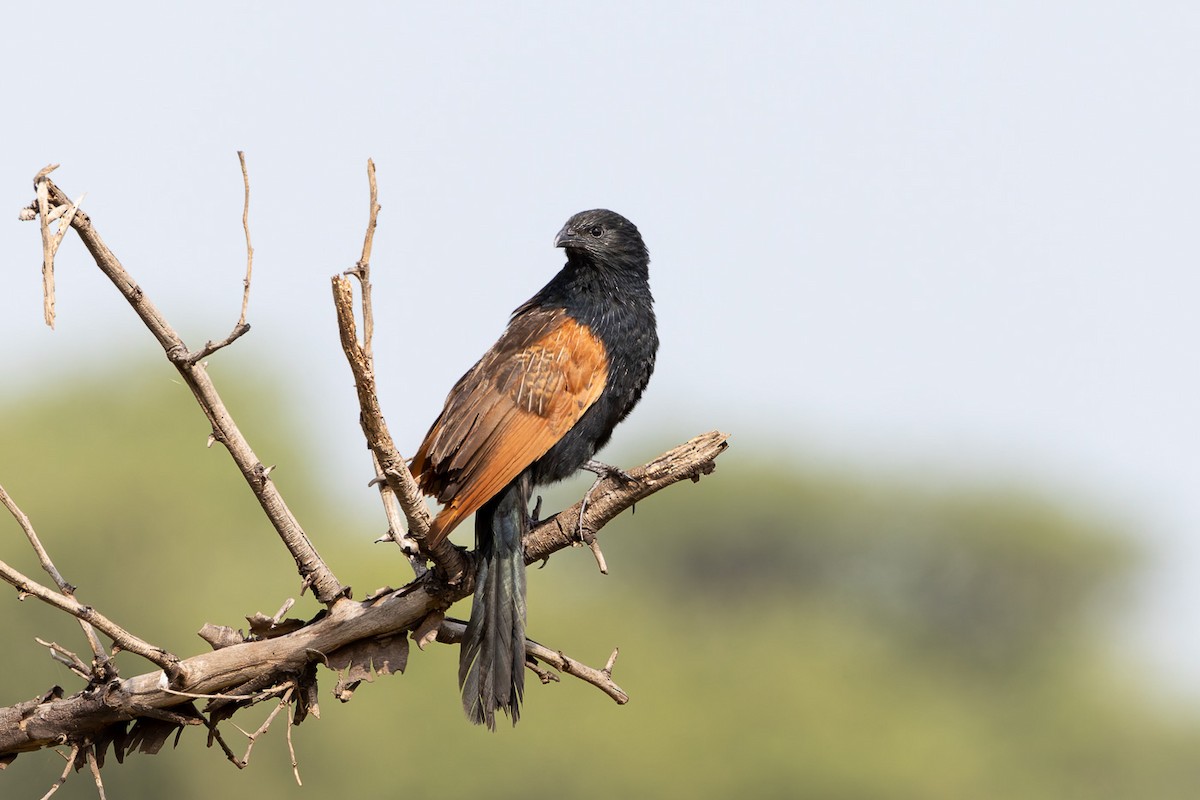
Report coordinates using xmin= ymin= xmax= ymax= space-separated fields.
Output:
xmin=589 ymin=225 xmax=603 ymax=237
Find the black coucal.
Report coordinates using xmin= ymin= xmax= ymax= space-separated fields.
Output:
xmin=410 ymin=209 xmax=658 ymax=729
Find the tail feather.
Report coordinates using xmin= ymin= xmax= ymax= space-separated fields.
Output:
xmin=460 ymin=475 xmax=529 ymax=729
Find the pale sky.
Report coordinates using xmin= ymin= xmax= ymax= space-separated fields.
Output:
xmin=3 ymin=3 xmax=1199 ymax=686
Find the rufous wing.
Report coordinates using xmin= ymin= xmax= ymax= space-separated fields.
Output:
xmin=411 ymin=308 xmax=608 ymax=543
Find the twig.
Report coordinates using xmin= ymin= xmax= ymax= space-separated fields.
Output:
xmin=237 ymin=151 xmax=254 ymax=328
xmin=285 ymin=698 xmax=302 ymax=786
xmin=437 ymin=619 xmax=628 ymax=704
xmin=185 ymin=152 xmax=255 ymax=363
xmin=34 ymin=164 xmax=57 ymax=329
xmin=332 ymin=280 xmax=445 ymax=554
xmin=345 ymin=158 xmax=380 ymax=353
xmin=35 ymin=638 xmax=92 ymax=680
xmin=30 ymin=172 xmax=347 ymax=606
xmin=339 ymin=161 xmax=421 ymax=566
xmin=525 ymin=430 xmax=730 ymax=562
xmin=205 ymin=720 xmax=241 ymax=766
xmin=0 ymin=431 xmax=727 ymax=758
xmin=38 ymin=743 xmax=77 ymax=800
xmin=31 ymin=161 xmax=85 ymax=331
xmin=2 ymin=483 xmax=109 ymax=669
xmin=159 ymin=684 xmax=290 ymax=703
xmin=185 ymin=323 xmax=252 ymax=366
xmin=331 ymin=163 xmax=466 ymax=579
xmin=236 ymin=685 xmax=293 ymax=769
xmin=85 ymin=747 xmax=107 ymax=800
xmin=0 ymin=483 xmax=71 ymax=592
xmin=0 ymin=556 xmax=180 ymax=678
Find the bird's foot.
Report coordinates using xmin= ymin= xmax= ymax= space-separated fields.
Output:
xmin=577 ymin=460 xmax=637 ymax=541
xmin=528 ymin=494 xmax=544 ymax=528
xmin=581 ymin=460 xmax=635 ymax=484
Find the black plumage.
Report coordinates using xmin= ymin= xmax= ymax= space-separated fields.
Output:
xmin=411 ymin=208 xmax=657 ymax=728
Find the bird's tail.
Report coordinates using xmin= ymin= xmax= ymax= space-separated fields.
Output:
xmin=460 ymin=475 xmax=529 ymax=729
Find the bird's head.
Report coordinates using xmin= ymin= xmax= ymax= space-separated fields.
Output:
xmin=554 ymin=209 xmax=648 ymax=269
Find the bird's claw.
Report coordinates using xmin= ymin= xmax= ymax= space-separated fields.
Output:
xmin=528 ymin=494 xmax=544 ymax=529
xmin=577 ymin=460 xmax=638 ymax=541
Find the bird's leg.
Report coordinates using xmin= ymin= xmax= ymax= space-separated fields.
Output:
xmin=577 ymin=460 xmax=637 ymax=540
xmin=529 ymin=494 xmax=544 ymax=527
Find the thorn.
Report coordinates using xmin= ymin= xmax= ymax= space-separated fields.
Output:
xmin=603 ymin=647 xmax=620 ymax=676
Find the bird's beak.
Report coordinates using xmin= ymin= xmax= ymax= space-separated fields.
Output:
xmin=554 ymin=225 xmax=576 ymax=248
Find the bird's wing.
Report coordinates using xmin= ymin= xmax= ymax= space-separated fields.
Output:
xmin=411 ymin=307 xmax=608 ymax=544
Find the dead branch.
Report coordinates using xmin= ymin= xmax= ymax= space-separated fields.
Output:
xmin=3 ymin=163 xmax=730 ymax=772
xmin=0 ymin=553 xmax=180 ymax=679
xmin=38 ymin=742 xmax=77 ymax=800
xmin=437 ymin=620 xmax=628 ymax=704
xmin=0 ymin=433 xmax=726 ymax=758
xmin=30 ymin=169 xmax=347 ymax=606
xmin=330 ymin=161 xmax=467 ymax=581
xmin=0 ymin=484 xmax=179 ymax=678
xmin=525 ymin=430 xmax=729 ymax=561
xmin=0 ymin=484 xmax=107 ymax=666
xmin=339 ymin=160 xmax=424 ymax=569
xmin=236 ymin=150 xmax=254 ymax=328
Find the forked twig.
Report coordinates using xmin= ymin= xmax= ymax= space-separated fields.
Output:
xmin=331 ymin=160 xmax=467 ymax=579
xmin=38 ymin=743 xmax=78 ymax=800
xmin=25 ymin=170 xmax=347 ymax=605
xmin=437 ymin=619 xmax=628 ymax=703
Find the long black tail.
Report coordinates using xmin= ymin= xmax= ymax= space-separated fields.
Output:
xmin=460 ymin=474 xmax=529 ymax=729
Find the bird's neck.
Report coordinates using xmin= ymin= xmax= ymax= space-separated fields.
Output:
xmin=555 ymin=251 xmax=650 ymax=299
xmin=525 ymin=253 xmax=653 ymax=348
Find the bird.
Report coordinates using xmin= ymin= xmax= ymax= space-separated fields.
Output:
xmin=410 ymin=208 xmax=658 ymax=729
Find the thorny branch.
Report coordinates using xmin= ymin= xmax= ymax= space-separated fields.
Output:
xmin=332 ymin=258 xmax=469 ymax=579
xmin=28 ymin=165 xmax=347 ymax=606
xmin=437 ymin=619 xmax=628 ymax=704
xmin=0 ymin=485 xmax=177 ymax=678
xmin=2 ymin=162 xmax=730 ymax=779
xmin=336 ymin=160 xmax=426 ymax=571
xmin=0 ymin=484 xmax=104 ymax=664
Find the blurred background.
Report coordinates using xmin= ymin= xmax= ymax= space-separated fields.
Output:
xmin=3 ymin=2 xmax=1200 ymax=797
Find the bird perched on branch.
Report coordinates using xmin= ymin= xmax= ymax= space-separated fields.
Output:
xmin=410 ymin=209 xmax=658 ymax=729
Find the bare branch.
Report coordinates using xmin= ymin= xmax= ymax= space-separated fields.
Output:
xmin=85 ymin=747 xmax=107 ymax=800
xmin=30 ymin=161 xmax=85 ymax=331
xmin=438 ymin=620 xmax=628 ymax=704
xmin=0 ymin=483 xmax=71 ymax=594
xmin=34 ymin=164 xmax=58 ymax=329
xmin=331 ymin=169 xmax=465 ymax=582
xmin=185 ymin=323 xmax=252 ymax=365
xmin=236 ymin=685 xmax=293 ymax=770
xmin=345 ymin=158 xmax=381 ymax=353
xmin=237 ymin=150 xmax=254 ymax=328
xmin=332 ymin=274 xmax=467 ymax=581
xmin=30 ymin=172 xmax=347 ymax=605
xmin=0 ymin=433 xmax=727 ymax=757
xmin=35 ymin=639 xmax=92 ymax=680
xmin=2 ymin=483 xmax=123 ymax=671
xmin=38 ymin=743 xmax=76 ymax=800
xmin=526 ymin=430 xmax=730 ymax=562
xmin=184 ymin=153 xmax=256 ymax=363
xmin=0 ymin=555 xmax=180 ymax=678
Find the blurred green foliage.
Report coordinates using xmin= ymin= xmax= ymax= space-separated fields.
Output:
xmin=2 ymin=365 xmax=1199 ymax=799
